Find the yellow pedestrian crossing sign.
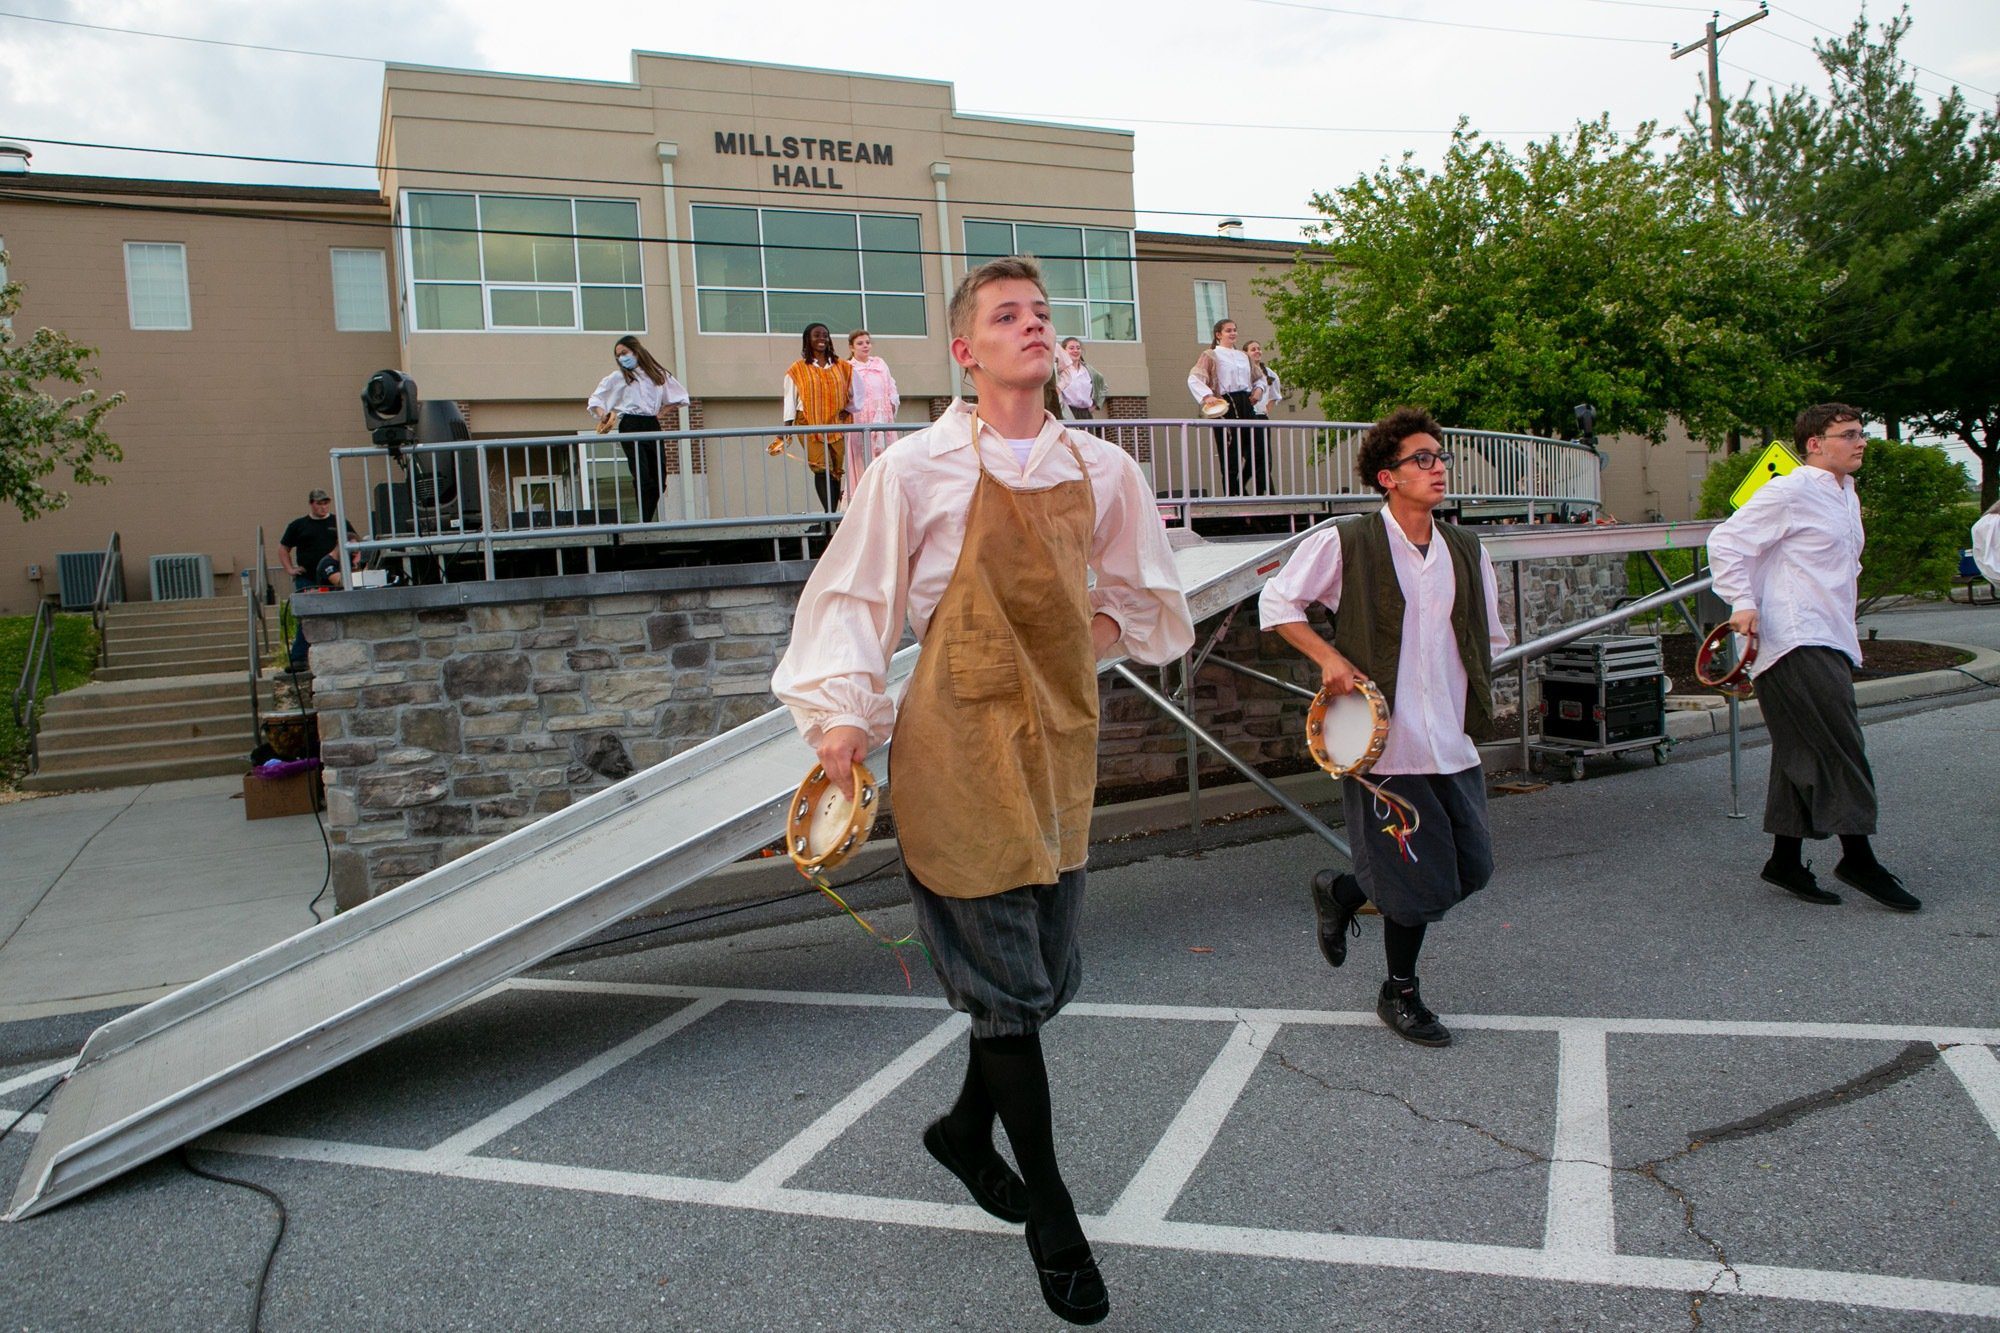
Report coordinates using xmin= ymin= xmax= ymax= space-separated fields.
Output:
xmin=1729 ymin=441 xmax=1802 ymax=510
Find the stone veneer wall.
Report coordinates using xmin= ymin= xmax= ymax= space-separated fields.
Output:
xmin=302 ymin=551 xmax=1623 ymax=907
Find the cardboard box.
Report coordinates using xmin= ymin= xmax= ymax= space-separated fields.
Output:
xmin=243 ymin=768 xmax=324 ymax=820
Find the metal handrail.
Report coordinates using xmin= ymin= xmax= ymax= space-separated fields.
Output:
xmin=245 ymin=526 xmax=273 ymax=737
xmin=11 ymin=598 xmax=58 ymax=774
xmin=324 ymin=417 xmax=1603 ymax=584
xmin=90 ymin=530 xmax=120 ymax=665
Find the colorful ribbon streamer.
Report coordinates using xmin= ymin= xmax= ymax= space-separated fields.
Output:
xmin=813 ymin=874 xmax=933 ymax=990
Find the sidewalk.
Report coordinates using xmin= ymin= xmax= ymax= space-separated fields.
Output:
xmin=1 ymin=630 xmax=1994 ymax=1024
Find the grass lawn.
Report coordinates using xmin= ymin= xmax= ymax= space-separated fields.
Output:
xmin=1 ymin=610 xmax=101 ymax=786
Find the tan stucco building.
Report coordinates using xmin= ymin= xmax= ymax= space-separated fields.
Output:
xmin=2 ymin=51 xmax=1335 ymax=614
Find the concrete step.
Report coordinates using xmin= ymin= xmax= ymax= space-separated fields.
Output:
xmin=20 ymin=753 xmax=252 ymax=793
xmin=95 ymin=658 xmax=255 ymax=682
xmin=102 ymin=644 xmax=254 ymax=672
xmin=33 ymin=731 xmax=252 ymax=775
xmin=37 ymin=710 xmax=256 ymax=746
xmin=44 ymin=673 xmax=267 ymax=713
xmin=108 ymin=626 xmax=260 ymax=651
xmin=104 ymin=596 xmax=254 ymax=618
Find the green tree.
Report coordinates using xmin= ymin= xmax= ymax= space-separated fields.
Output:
xmin=1263 ymin=118 xmax=1821 ymax=444
xmin=1697 ymin=438 xmax=1974 ymax=614
xmin=1 ymin=248 xmax=125 ymax=520
xmin=1690 ymin=10 xmax=2000 ymax=503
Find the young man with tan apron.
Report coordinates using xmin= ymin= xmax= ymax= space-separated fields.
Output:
xmin=773 ymin=258 xmax=1193 ymax=1325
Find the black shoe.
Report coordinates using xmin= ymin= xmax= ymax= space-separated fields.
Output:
xmin=1377 ymin=978 xmax=1452 ymax=1047
xmin=1310 ymin=870 xmax=1363 ymax=968
xmin=1760 ymin=858 xmax=1841 ymax=905
xmin=1834 ymin=859 xmax=1922 ymax=912
xmin=1026 ymin=1218 xmax=1109 ymax=1326
xmin=922 ymin=1119 xmax=1030 ymax=1224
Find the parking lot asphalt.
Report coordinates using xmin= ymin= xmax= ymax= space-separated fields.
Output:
xmin=3 ymin=682 xmax=1995 ymax=1331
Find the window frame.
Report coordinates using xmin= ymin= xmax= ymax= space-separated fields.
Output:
xmin=959 ymin=218 xmax=1142 ymax=342
xmin=690 ymin=202 xmax=930 ymax=339
xmin=123 ymin=241 xmax=192 ymax=331
xmin=397 ymin=190 xmax=647 ymax=335
xmin=1192 ymin=280 xmax=1230 ymax=342
xmin=329 ymin=247 xmax=392 ymax=333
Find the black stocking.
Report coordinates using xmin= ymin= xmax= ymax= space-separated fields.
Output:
xmin=971 ymin=1032 xmax=1086 ymax=1258
xmin=1383 ymin=918 xmax=1427 ymax=980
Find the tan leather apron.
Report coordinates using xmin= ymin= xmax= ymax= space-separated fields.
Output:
xmin=893 ymin=426 xmax=1099 ymax=899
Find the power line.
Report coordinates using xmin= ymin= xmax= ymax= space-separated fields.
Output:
xmin=1745 ymin=21 xmax=1978 ymax=102
xmin=1768 ymin=3 xmax=1996 ymax=98
xmin=0 ymin=8 xmax=379 ymax=63
xmin=0 ymin=183 xmax=1333 ymax=267
xmin=1243 ymin=0 xmax=1668 ymax=45
xmin=0 ymin=132 xmax=1333 ymax=226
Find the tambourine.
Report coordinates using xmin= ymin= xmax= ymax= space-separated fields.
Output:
xmin=1306 ymin=679 xmax=1390 ymax=778
xmin=767 ymin=437 xmax=793 ymax=458
xmin=1695 ymin=624 xmax=1758 ymax=697
xmin=1305 ymin=678 xmax=1422 ymax=861
xmin=1199 ymin=395 xmax=1231 ymax=419
xmin=786 ymin=760 xmax=880 ymax=877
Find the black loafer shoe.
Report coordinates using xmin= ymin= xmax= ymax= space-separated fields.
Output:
xmin=1026 ymin=1219 xmax=1109 ymax=1326
xmin=1310 ymin=870 xmax=1364 ymax=968
xmin=1760 ymin=858 xmax=1841 ymax=905
xmin=923 ymin=1119 xmax=1030 ymax=1224
xmin=1834 ymin=859 xmax=1922 ymax=912
xmin=1377 ymin=978 xmax=1452 ymax=1047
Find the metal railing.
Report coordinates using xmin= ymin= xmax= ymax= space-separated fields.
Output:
xmin=10 ymin=597 xmax=59 ymax=774
xmin=90 ymin=530 xmax=120 ymax=665
xmin=326 ymin=418 xmax=1602 ymax=584
xmin=244 ymin=526 xmax=276 ymax=736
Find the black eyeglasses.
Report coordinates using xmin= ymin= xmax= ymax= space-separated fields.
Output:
xmin=1389 ymin=449 xmax=1453 ymax=472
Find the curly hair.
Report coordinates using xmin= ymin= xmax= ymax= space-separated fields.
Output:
xmin=1356 ymin=407 xmax=1443 ymax=494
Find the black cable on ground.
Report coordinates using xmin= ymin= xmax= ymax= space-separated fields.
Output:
xmin=282 ymin=643 xmax=333 ymax=926
xmin=1948 ymin=665 xmax=2000 ymax=691
xmin=178 ymin=1147 xmax=288 ymax=1333
xmin=0 ymin=1076 xmax=62 ymax=1149
xmin=548 ymin=851 xmax=906 ymax=961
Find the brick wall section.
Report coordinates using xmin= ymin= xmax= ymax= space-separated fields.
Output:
xmin=305 ymin=552 xmax=1623 ymax=906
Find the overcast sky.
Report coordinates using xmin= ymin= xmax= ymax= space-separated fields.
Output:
xmin=4 ymin=0 xmax=1997 ymax=244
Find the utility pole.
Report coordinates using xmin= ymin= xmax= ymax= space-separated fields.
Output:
xmin=1672 ymin=3 xmax=1769 ymax=210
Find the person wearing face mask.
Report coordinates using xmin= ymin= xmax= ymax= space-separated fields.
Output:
xmin=783 ymin=322 xmax=855 ymax=512
xmin=588 ymin=336 xmax=689 ymax=524
xmin=1187 ymin=318 xmax=1256 ymax=496
xmin=773 ymin=258 xmax=1192 ymax=1326
xmin=1056 ymin=337 xmax=1104 ymax=421
xmin=843 ymin=329 xmax=901 ymax=503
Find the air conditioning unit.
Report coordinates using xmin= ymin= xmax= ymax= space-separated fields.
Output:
xmin=149 ymin=553 xmax=215 ymax=601
xmin=56 ymin=551 xmax=124 ymax=610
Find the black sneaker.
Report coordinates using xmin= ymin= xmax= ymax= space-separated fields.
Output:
xmin=1760 ymin=857 xmax=1841 ymax=905
xmin=1310 ymin=870 xmax=1364 ymax=968
xmin=1834 ymin=859 xmax=1922 ymax=912
xmin=1377 ymin=978 xmax=1451 ymax=1047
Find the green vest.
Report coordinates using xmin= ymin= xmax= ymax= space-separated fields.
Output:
xmin=1330 ymin=512 xmax=1496 ymax=741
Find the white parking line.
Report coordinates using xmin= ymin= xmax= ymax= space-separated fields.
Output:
xmin=1939 ymin=1043 xmax=2000 ymax=1142
xmin=1544 ymin=1027 xmax=1616 ymax=1257
xmin=1104 ymin=1020 xmax=1278 ymax=1227
xmin=0 ymin=1059 xmax=73 ymax=1099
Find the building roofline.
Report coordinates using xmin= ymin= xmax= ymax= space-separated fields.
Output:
xmin=0 ymin=173 xmax=383 ymax=207
xmin=1135 ymin=229 xmax=1319 ymax=255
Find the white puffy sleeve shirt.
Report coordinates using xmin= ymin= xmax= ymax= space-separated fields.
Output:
xmin=587 ymin=370 xmax=688 ymax=419
xmin=771 ymin=401 xmax=1196 ymax=748
xmin=1972 ymin=512 xmax=2000 ymax=586
xmin=1258 ymin=512 xmax=1508 ymax=775
xmin=1707 ymin=466 xmax=1864 ymax=676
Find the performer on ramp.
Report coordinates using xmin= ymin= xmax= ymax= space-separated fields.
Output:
xmin=1707 ymin=403 xmax=1919 ymax=911
xmin=1260 ymin=408 xmax=1507 ymax=1047
xmin=772 ymin=257 xmax=1193 ymax=1324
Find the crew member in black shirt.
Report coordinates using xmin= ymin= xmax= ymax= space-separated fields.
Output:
xmin=279 ymin=488 xmax=357 ymax=670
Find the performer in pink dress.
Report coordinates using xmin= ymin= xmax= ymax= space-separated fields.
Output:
xmin=844 ymin=329 xmax=902 ymax=503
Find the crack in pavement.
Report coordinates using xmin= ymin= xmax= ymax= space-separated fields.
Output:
xmin=1267 ymin=1039 xmax=1949 ymax=1328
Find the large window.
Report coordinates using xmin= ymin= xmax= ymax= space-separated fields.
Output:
xmin=691 ymin=205 xmax=926 ymax=337
xmin=330 ymin=248 xmax=391 ymax=332
xmin=124 ymin=242 xmax=191 ymax=330
xmin=1193 ymin=280 xmax=1230 ymax=340
xmin=402 ymin=192 xmax=644 ymax=333
xmin=962 ymin=220 xmax=1139 ymax=341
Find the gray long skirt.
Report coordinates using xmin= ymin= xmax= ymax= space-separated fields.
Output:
xmin=1755 ymin=645 xmax=1878 ymax=839
xmin=1341 ymin=766 xmax=1494 ymax=927
xmin=902 ymin=864 xmax=1085 ymax=1039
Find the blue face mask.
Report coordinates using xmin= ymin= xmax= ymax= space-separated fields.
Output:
xmin=617 ymin=353 xmax=638 ymax=370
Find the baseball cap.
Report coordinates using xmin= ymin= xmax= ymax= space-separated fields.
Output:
xmin=308 ymin=488 xmax=331 ymax=502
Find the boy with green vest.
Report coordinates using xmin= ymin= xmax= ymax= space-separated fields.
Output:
xmin=1259 ymin=408 xmax=1508 ymax=1046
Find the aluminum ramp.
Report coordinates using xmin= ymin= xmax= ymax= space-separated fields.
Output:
xmin=9 ymin=529 xmax=1314 ymax=1220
